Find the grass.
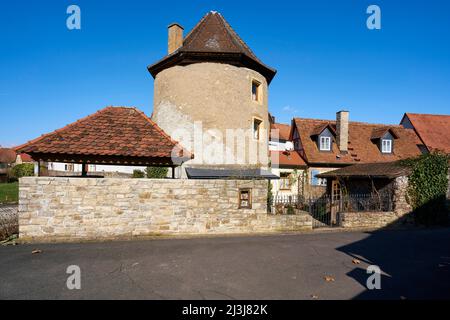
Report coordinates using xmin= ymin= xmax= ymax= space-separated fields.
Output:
xmin=0 ymin=182 xmax=19 ymax=204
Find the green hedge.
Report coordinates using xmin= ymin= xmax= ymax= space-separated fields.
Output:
xmin=145 ymin=167 xmax=168 ymax=179
xmin=402 ymin=152 xmax=449 ymax=225
xmin=10 ymin=163 xmax=34 ymax=179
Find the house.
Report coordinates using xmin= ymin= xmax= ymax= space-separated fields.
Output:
xmin=400 ymin=113 xmax=450 ymax=154
xmin=269 ymin=121 xmax=307 ymax=198
xmin=0 ymin=148 xmax=34 ymax=182
xmin=148 ymin=11 xmax=277 ymax=178
xmin=0 ymin=148 xmax=17 ymax=183
xmin=290 ymin=110 xmax=424 ymax=197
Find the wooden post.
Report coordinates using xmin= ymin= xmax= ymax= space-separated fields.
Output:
xmin=172 ymin=166 xmax=176 ymax=179
xmin=81 ymin=163 xmax=88 ymax=177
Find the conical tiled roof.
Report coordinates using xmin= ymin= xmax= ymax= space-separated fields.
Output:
xmin=148 ymin=11 xmax=276 ymax=83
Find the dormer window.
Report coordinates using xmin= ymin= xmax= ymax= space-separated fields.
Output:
xmin=381 ymin=139 xmax=392 ymax=153
xmin=320 ymin=136 xmax=331 ymax=151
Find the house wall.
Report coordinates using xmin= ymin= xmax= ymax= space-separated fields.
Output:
xmin=153 ymin=62 xmax=269 ymax=172
xmin=270 ymin=168 xmax=305 ymax=197
xmin=18 ymin=177 xmax=312 ymax=242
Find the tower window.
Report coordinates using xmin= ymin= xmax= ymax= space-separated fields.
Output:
xmin=251 ymin=80 xmax=262 ymax=102
xmin=253 ymin=118 xmax=262 ymax=140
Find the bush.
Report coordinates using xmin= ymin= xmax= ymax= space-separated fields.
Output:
xmin=10 ymin=163 xmax=34 ymax=179
xmin=132 ymin=170 xmax=145 ymax=178
xmin=402 ymin=152 xmax=449 ymax=225
xmin=145 ymin=167 xmax=168 ymax=179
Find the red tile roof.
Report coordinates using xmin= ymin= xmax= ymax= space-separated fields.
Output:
xmin=293 ymin=118 xmax=422 ymax=165
xmin=15 ymin=107 xmax=191 ymax=162
xmin=18 ymin=153 xmax=34 ymax=163
xmin=148 ymin=11 xmax=276 ymax=83
xmin=0 ymin=148 xmax=17 ymax=164
xmin=270 ymin=151 xmax=307 ymax=168
xmin=270 ymin=123 xmax=291 ymax=141
xmin=403 ymin=113 xmax=450 ymax=153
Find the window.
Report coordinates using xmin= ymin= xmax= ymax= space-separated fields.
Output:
xmin=381 ymin=139 xmax=392 ymax=153
xmin=319 ymin=136 xmax=331 ymax=151
xmin=251 ymin=80 xmax=262 ymax=102
xmin=280 ymin=173 xmax=291 ymax=190
xmin=239 ymin=189 xmax=252 ymax=209
xmin=65 ymin=164 xmax=74 ymax=172
xmin=253 ymin=118 xmax=262 ymax=140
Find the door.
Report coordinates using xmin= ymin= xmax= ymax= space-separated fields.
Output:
xmin=331 ymin=180 xmax=341 ymax=225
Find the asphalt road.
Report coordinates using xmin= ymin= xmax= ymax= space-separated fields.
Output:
xmin=1 ymin=228 xmax=450 ymax=300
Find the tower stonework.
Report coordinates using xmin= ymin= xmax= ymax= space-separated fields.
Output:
xmin=148 ymin=12 xmax=276 ymax=174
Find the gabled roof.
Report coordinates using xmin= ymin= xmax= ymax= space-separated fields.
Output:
xmin=270 ymin=123 xmax=291 ymax=141
xmin=15 ymin=107 xmax=191 ymax=165
xmin=310 ymin=123 xmax=336 ymax=137
xmin=148 ymin=11 xmax=276 ymax=84
xmin=370 ymin=127 xmax=399 ymax=140
xmin=0 ymin=148 xmax=17 ymax=164
xmin=402 ymin=113 xmax=450 ymax=153
xmin=270 ymin=151 xmax=307 ymax=168
xmin=317 ymin=161 xmax=411 ymax=179
xmin=292 ymin=118 xmax=422 ymax=165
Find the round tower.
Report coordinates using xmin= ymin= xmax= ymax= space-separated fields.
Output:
xmin=148 ymin=11 xmax=276 ymax=172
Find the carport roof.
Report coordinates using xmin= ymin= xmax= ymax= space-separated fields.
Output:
xmin=317 ymin=161 xmax=411 ymax=179
xmin=14 ymin=106 xmax=192 ymax=166
xmin=185 ymin=168 xmax=279 ymax=180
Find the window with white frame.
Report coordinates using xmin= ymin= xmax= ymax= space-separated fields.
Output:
xmin=319 ymin=136 xmax=331 ymax=151
xmin=381 ymin=139 xmax=392 ymax=153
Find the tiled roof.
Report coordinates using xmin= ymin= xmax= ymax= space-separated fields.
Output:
xmin=15 ymin=107 xmax=191 ymax=161
xmin=270 ymin=151 xmax=307 ymax=168
xmin=148 ymin=11 xmax=276 ymax=83
xmin=0 ymin=148 xmax=17 ymax=164
xmin=293 ymin=118 xmax=422 ymax=165
xmin=18 ymin=153 xmax=34 ymax=163
xmin=270 ymin=123 xmax=291 ymax=141
xmin=317 ymin=161 xmax=411 ymax=179
xmin=403 ymin=113 xmax=450 ymax=153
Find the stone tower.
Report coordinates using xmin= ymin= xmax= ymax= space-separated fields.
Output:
xmin=148 ymin=12 xmax=276 ymax=174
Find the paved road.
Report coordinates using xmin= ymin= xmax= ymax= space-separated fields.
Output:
xmin=1 ymin=229 xmax=450 ymax=299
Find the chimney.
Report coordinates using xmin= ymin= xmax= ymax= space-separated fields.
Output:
xmin=336 ymin=110 xmax=349 ymax=153
xmin=168 ymin=23 xmax=184 ymax=54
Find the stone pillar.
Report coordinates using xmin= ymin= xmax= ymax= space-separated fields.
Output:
xmin=393 ymin=176 xmax=412 ymax=217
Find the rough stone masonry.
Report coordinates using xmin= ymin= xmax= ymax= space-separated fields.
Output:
xmin=18 ymin=177 xmax=312 ymax=242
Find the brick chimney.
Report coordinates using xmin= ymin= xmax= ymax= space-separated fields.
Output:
xmin=336 ymin=110 xmax=349 ymax=153
xmin=168 ymin=23 xmax=184 ymax=54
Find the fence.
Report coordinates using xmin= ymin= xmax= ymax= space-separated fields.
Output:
xmin=271 ymin=193 xmax=394 ymax=228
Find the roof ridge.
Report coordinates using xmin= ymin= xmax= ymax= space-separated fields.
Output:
xmin=294 ymin=117 xmax=405 ymax=128
xmin=406 ymin=112 xmax=450 ymax=117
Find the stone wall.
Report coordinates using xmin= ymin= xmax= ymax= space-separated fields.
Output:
xmin=339 ymin=175 xmax=413 ymax=229
xmin=19 ymin=177 xmax=312 ymax=242
xmin=339 ymin=211 xmax=400 ymax=229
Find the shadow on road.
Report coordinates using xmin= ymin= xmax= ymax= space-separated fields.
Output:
xmin=337 ymin=227 xmax=450 ymax=299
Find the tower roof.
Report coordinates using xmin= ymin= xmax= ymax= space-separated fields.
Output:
xmin=148 ymin=11 xmax=277 ymax=84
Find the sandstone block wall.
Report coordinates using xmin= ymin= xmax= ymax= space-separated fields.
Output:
xmin=19 ymin=177 xmax=312 ymax=242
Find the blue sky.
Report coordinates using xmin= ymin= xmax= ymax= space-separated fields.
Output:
xmin=1 ymin=0 xmax=449 ymax=147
